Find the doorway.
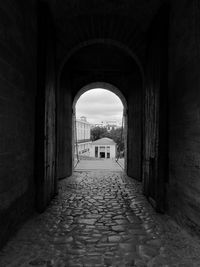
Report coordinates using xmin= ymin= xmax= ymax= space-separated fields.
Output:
xmin=100 ymin=152 xmax=105 ymax=158
xmin=72 ymin=82 xmax=127 ymax=172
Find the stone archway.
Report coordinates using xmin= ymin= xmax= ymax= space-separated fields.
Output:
xmin=57 ymin=41 xmax=144 ymax=186
xmin=72 ymin=82 xmax=128 ymax=172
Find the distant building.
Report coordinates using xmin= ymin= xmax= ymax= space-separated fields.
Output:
xmin=92 ymin=120 xmax=121 ymax=131
xmin=93 ymin=121 xmax=104 ymax=128
xmin=75 ymin=116 xmax=92 ymax=156
xmin=90 ymin=137 xmax=116 ymax=159
xmin=105 ymin=120 xmax=118 ymax=131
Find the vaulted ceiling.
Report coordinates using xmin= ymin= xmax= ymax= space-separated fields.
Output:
xmin=49 ymin=0 xmax=165 ymax=31
xmin=45 ymin=0 xmax=167 ymax=68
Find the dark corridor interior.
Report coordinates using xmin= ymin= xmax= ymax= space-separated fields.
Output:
xmin=0 ymin=0 xmax=200 ymax=255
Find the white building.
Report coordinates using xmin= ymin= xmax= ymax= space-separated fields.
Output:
xmin=90 ymin=137 xmax=116 ymax=159
xmin=75 ymin=116 xmax=92 ymax=156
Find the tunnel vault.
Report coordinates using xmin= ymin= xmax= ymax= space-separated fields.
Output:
xmin=4 ymin=0 xmax=200 ymax=249
xmin=56 ymin=27 xmax=168 ymax=214
xmin=34 ymin=2 xmax=169 ymax=216
xmin=57 ymin=42 xmax=143 ymax=182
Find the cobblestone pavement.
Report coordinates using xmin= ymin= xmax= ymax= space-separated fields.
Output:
xmin=1 ymin=171 xmax=200 ymax=267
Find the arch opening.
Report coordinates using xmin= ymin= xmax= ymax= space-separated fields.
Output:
xmin=72 ymin=83 xmax=128 ymax=172
xmin=57 ymin=41 xmax=143 ymax=182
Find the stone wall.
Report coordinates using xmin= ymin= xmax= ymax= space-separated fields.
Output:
xmin=168 ymin=0 xmax=200 ymax=233
xmin=127 ymin=84 xmax=142 ymax=180
xmin=35 ymin=1 xmax=57 ymax=212
xmin=143 ymin=4 xmax=169 ymax=212
xmin=57 ymin=75 xmax=73 ymax=179
xmin=0 ymin=1 xmax=36 ymax=248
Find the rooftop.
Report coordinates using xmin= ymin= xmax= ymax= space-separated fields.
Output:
xmin=92 ymin=137 xmax=116 ymax=145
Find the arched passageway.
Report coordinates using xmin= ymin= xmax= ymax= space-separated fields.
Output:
xmin=35 ymin=10 xmax=169 ymax=215
xmin=57 ymin=42 xmax=143 ymax=183
xmin=1 ymin=0 xmax=200 ymax=255
xmin=56 ymin=34 xmax=168 ymax=214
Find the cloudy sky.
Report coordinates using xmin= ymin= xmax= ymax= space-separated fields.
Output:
xmin=76 ymin=89 xmax=123 ymax=124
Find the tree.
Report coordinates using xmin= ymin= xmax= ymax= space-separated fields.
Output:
xmin=109 ymin=127 xmax=124 ymax=154
xmin=90 ymin=126 xmax=108 ymax=141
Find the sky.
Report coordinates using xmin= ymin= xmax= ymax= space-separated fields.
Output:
xmin=76 ymin=88 xmax=123 ymax=124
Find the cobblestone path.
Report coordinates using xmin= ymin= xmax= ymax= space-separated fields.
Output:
xmin=1 ymin=171 xmax=200 ymax=267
